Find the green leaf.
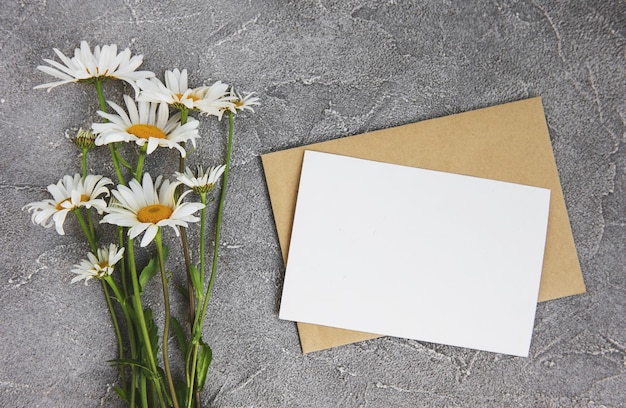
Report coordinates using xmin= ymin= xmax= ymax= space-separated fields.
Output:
xmin=189 ymin=264 xmax=204 ymax=302
xmin=170 ymin=315 xmax=188 ymax=359
xmin=139 ymin=246 xmax=168 ymax=293
xmin=196 ymin=339 xmax=213 ymax=391
xmin=112 ymin=385 xmax=128 ymax=402
xmin=138 ymin=256 xmax=159 ymax=293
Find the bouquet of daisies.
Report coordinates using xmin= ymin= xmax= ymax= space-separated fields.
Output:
xmin=24 ymin=41 xmax=258 ymax=408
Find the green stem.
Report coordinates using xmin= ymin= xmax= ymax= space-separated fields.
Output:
xmin=103 ymin=274 xmax=139 ymax=407
xmin=109 ymin=144 xmax=126 ymax=185
xmin=117 ymin=154 xmax=134 ymax=171
xmin=130 ymin=366 xmax=138 ymax=408
xmin=135 ymin=145 xmax=147 ymax=182
xmin=198 ymin=193 xmax=207 ymax=286
xmin=177 ymin=106 xmax=198 ymax=403
xmin=180 ymin=108 xmax=188 ymax=125
xmin=127 ymin=238 xmax=166 ymax=408
xmin=94 ymin=79 xmax=125 ymax=185
xmin=102 ymin=277 xmax=128 ymax=323
xmin=94 ymin=79 xmax=107 ymax=112
xmin=202 ymin=112 xmax=234 ymax=322
xmin=73 ymin=209 xmax=97 ymax=252
xmin=178 ymin=107 xmax=189 ymax=177
xmin=177 ymin=108 xmax=195 ymax=325
xmin=140 ymin=375 xmax=148 ymax=408
xmin=184 ymin=193 xmax=206 ymax=408
xmin=118 ymin=226 xmax=134 ymax=408
xmin=187 ymin=112 xmax=235 ymax=408
xmin=186 ymin=345 xmax=199 ymax=408
xmin=155 ymin=229 xmax=179 ymax=408
xmin=81 ymin=148 xmax=88 ymax=178
xmin=101 ymin=281 xmax=126 ymax=390
xmin=180 ymin=228 xmax=194 ymax=318
xmin=118 ymin=228 xmax=129 ymax=299
xmin=86 ymin=208 xmax=96 ymax=241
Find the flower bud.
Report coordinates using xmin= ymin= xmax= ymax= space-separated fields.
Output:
xmin=70 ymin=128 xmax=97 ymax=150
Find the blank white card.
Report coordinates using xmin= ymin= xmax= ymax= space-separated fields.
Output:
xmin=279 ymin=151 xmax=551 ymax=357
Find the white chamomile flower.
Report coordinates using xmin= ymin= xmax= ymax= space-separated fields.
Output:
xmin=137 ymin=69 xmax=235 ymax=118
xmin=34 ymin=41 xmax=154 ymax=95
xmin=23 ymin=174 xmax=113 ymax=235
xmin=175 ymin=165 xmax=226 ymax=194
xmin=92 ymin=94 xmax=200 ymax=157
xmin=137 ymin=68 xmax=206 ymax=110
xmin=71 ymin=244 xmax=125 ymax=285
xmin=226 ymin=88 xmax=260 ymax=114
xmin=101 ymin=173 xmax=205 ymax=247
xmin=193 ymin=81 xmax=236 ymax=119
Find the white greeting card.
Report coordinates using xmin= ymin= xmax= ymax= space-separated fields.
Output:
xmin=279 ymin=150 xmax=551 ymax=357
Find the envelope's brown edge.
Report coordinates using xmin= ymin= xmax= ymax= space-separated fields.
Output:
xmin=529 ymin=98 xmax=586 ymax=301
xmin=261 ymin=97 xmax=586 ymax=353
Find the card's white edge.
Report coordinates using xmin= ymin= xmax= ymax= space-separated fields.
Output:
xmin=279 ymin=150 xmax=552 ymax=357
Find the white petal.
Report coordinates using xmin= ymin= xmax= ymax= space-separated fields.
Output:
xmin=140 ymin=225 xmax=159 ymax=247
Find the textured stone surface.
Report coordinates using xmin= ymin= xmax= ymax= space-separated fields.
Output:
xmin=1 ymin=1 xmax=625 ymax=407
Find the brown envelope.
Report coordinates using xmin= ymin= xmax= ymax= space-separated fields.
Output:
xmin=261 ymin=97 xmax=586 ymax=353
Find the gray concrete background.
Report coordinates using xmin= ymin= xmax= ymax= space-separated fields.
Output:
xmin=1 ymin=1 xmax=625 ymax=407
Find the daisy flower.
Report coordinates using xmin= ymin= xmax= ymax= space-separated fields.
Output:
xmin=136 ymin=68 xmax=205 ymax=110
xmin=71 ymin=244 xmax=125 ymax=285
xmin=225 ymin=88 xmax=260 ymax=114
xmin=23 ymin=174 xmax=112 ymax=235
xmin=137 ymin=69 xmax=235 ymax=118
xmin=92 ymin=94 xmax=200 ymax=157
xmin=34 ymin=41 xmax=154 ymax=95
xmin=101 ymin=173 xmax=205 ymax=247
xmin=175 ymin=164 xmax=226 ymax=194
xmin=193 ymin=81 xmax=236 ymax=119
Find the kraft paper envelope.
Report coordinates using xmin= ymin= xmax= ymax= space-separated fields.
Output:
xmin=261 ymin=97 xmax=586 ymax=353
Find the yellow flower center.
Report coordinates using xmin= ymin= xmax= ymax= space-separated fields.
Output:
xmin=127 ymin=124 xmax=167 ymax=140
xmin=137 ymin=204 xmax=173 ymax=224
xmin=85 ymin=67 xmax=109 ymax=76
xmin=56 ymin=194 xmax=90 ymax=210
xmin=175 ymin=93 xmax=200 ymax=102
xmin=97 ymin=261 xmax=109 ymax=269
